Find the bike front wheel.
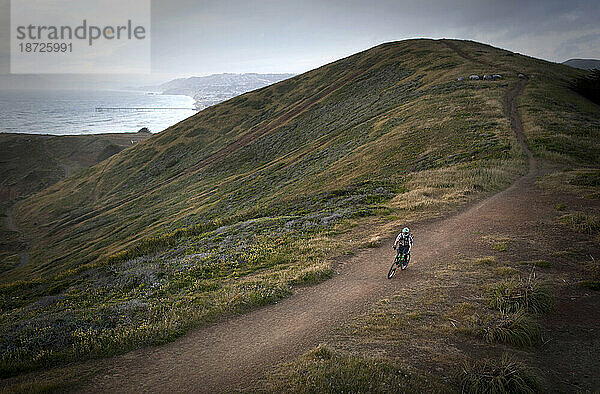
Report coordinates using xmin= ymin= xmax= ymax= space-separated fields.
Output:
xmin=387 ymin=262 xmax=398 ymax=279
xmin=401 ymin=253 xmax=411 ymax=270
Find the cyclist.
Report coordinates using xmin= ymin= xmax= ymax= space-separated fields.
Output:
xmin=393 ymin=227 xmax=413 ymax=260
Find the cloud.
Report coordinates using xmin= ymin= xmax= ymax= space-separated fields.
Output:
xmin=553 ymin=31 xmax=600 ymax=60
xmin=1 ymin=0 xmax=598 ymax=76
xmin=0 ymin=0 xmax=9 ymax=73
xmin=146 ymin=0 xmax=600 ymax=73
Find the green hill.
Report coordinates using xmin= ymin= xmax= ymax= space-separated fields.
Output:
xmin=15 ymin=39 xmax=532 ymax=276
xmin=0 ymin=132 xmax=151 ymax=203
xmin=563 ymin=58 xmax=600 ymax=70
xmin=1 ymin=39 xmax=598 ymax=376
xmin=0 ymin=132 xmax=152 ymax=274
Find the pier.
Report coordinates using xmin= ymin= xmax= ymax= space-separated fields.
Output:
xmin=95 ymin=107 xmax=199 ymax=112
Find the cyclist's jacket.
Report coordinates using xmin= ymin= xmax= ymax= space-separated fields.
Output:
xmin=394 ymin=233 xmax=413 ymax=248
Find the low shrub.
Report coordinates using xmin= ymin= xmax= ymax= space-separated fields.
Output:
xmin=489 ymin=275 xmax=553 ymax=314
xmin=558 ymin=211 xmax=600 ymax=235
xmin=264 ymin=345 xmax=446 ymax=393
xmin=459 ymin=355 xmax=541 ymax=394
xmin=482 ymin=313 xmax=541 ymax=347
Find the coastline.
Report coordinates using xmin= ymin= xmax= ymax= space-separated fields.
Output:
xmin=0 ymin=89 xmax=197 ymax=136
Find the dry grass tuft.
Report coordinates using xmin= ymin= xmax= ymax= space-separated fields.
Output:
xmin=262 ymin=345 xmax=447 ymax=393
xmin=493 ymin=266 xmax=519 ymax=277
xmin=459 ymin=355 xmax=541 ymax=394
xmin=558 ymin=211 xmax=600 ymax=235
xmin=482 ymin=312 xmax=542 ymax=347
xmin=488 ymin=272 xmax=553 ymax=314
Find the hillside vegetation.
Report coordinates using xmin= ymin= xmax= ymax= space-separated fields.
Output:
xmin=1 ymin=39 xmax=594 ymax=376
xmin=0 ymin=132 xmax=151 ymax=275
xmin=15 ymin=40 xmax=536 ymax=277
xmin=0 ymin=132 xmax=150 ymax=202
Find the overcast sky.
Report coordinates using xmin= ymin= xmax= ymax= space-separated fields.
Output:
xmin=0 ymin=0 xmax=598 ymax=81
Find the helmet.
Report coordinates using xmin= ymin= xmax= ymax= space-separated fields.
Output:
xmin=402 ymin=227 xmax=410 ymax=234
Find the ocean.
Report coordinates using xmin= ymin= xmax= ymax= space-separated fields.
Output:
xmin=0 ymin=89 xmax=198 ymax=135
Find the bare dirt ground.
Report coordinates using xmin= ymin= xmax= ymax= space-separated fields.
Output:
xmin=57 ymin=78 xmax=598 ymax=393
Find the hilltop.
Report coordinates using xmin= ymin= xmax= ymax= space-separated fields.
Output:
xmin=1 ymin=39 xmax=599 ymax=391
xmin=563 ymin=58 xmax=600 ymax=70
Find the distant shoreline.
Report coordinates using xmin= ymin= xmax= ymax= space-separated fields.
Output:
xmin=0 ymin=130 xmax=153 ymax=137
xmin=0 ymin=89 xmax=196 ymax=135
xmin=138 ymin=72 xmax=297 ymax=111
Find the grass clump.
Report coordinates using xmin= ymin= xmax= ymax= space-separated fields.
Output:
xmin=291 ymin=263 xmax=333 ymax=285
xmin=493 ymin=266 xmax=519 ymax=277
xmin=555 ymin=203 xmax=567 ymax=211
xmin=458 ymin=355 xmax=541 ymax=394
xmin=581 ymin=280 xmax=600 ymax=291
xmin=473 ymin=256 xmax=497 ymax=266
xmin=492 ymin=242 xmax=508 ymax=252
xmin=447 ymin=302 xmax=477 ymax=320
xmin=518 ymin=260 xmax=551 ymax=268
xmin=537 ymin=169 xmax=600 ymax=200
xmin=533 ymin=260 xmax=550 ymax=268
xmin=558 ymin=211 xmax=600 ymax=235
xmin=488 ymin=274 xmax=553 ymax=314
xmin=482 ymin=313 xmax=541 ymax=347
xmin=570 ymin=169 xmax=600 ymax=187
xmin=264 ymin=345 xmax=446 ymax=393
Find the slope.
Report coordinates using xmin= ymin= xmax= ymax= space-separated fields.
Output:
xmin=71 ymin=79 xmax=537 ymax=394
xmin=15 ymin=39 xmax=533 ymax=277
xmin=0 ymin=132 xmax=151 ymax=203
xmin=1 ymin=39 xmax=596 ymax=378
xmin=0 ymin=132 xmax=152 ymax=276
xmin=563 ymin=58 xmax=600 ymax=70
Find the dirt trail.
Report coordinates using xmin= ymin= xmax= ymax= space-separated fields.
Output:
xmin=5 ymin=202 xmax=30 ymax=269
xmin=60 ymin=163 xmax=74 ymax=178
xmin=5 ymin=204 xmax=18 ymax=234
xmin=78 ymin=78 xmax=535 ymax=393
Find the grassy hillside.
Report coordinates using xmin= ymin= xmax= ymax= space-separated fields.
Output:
xmin=0 ymin=132 xmax=150 ymax=203
xmin=0 ymin=132 xmax=151 ymax=275
xmin=15 ymin=40 xmax=533 ymax=276
xmin=259 ymin=45 xmax=600 ymax=394
xmin=1 ymin=38 xmax=594 ymax=376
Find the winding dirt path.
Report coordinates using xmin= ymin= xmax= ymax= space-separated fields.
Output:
xmin=78 ymin=79 xmax=533 ymax=393
xmin=5 ymin=202 xmax=30 ymax=269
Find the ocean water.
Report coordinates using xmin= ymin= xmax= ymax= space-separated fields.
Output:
xmin=0 ymin=89 xmax=198 ymax=135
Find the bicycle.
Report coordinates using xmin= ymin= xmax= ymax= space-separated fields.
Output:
xmin=387 ymin=249 xmax=410 ymax=279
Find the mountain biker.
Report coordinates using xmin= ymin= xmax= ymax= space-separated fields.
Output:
xmin=393 ymin=227 xmax=413 ymax=258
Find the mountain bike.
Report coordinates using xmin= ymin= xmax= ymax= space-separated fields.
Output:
xmin=387 ymin=249 xmax=410 ymax=279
